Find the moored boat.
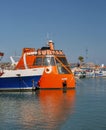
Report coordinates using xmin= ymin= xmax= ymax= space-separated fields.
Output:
xmin=15 ymin=40 xmax=76 ymax=89
xmin=94 ymin=68 xmax=106 ymax=77
xmin=0 ymin=52 xmax=44 ymax=91
xmin=0 ymin=40 xmax=76 ymax=91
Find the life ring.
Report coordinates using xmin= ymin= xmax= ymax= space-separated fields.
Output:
xmin=45 ymin=66 xmax=52 ymax=74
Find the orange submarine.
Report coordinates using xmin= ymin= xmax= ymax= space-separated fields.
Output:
xmin=15 ymin=40 xmax=76 ymax=89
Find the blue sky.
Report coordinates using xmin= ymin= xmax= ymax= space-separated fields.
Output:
xmin=0 ymin=0 xmax=106 ymax=65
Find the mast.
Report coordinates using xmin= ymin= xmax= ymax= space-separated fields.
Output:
xmin=85 ymin=48 xmax=88 ymax=63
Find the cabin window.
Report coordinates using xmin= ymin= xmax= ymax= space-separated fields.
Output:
xmin=56 ymin=58 xmax=70 ymax=74
xmin=34 ymin=56 xmax=55 ymax=66
xmin=43 ymin=57 xmax=55 ymax=66
xmin=34 ymin=57 xmax=42 ymax=66
xmin=57 ymin=57 xmax=68 ymax=65
xmin=56 ymin=62 xmax=70 ymax=74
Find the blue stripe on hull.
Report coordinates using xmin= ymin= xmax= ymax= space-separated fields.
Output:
xmin=0 ymin=75 xmax=41 ymax=90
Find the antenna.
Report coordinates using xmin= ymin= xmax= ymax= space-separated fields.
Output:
xmin=46 ymin=33 xmax=49 ymax=46
xmin=85 ymin=48 xmax=88 ymax=63
xmin=47 ymin=33 xmax=49 ymax=41
xmin=46 ymin=32 xmax=53 ymax=47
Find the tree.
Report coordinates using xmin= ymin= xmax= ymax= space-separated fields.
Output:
xmin=78 ymin=56 xmax=84 ymax=66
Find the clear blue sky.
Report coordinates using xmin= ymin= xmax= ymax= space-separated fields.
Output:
xmin=0 ymin=0 xmax=106 ymax=65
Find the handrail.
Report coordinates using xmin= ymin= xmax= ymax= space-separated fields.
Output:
xmin=55 ymin=56 xmax=72 ymax=74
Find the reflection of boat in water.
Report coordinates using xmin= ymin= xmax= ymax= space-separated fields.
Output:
xmin=15 ymin=40 xmax=76 ymax=89
xmin=8 ymin=90 xmax=75 ymax=129
xmin=0 ymin=90 xmax=75 ymax=129
xmin=35 ymin=90 xmax=76 ymax=129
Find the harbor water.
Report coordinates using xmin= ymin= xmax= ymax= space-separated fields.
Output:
xmin=0 ymin=78 xmax=106 ymax=130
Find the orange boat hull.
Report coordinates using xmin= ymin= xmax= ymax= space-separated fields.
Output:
xmin=39 ymin=72 xmax=76 ymax=89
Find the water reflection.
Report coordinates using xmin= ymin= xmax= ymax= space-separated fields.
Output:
xmin=0 ymin=90 xmax=76 ymax=130
xmin=21 ymin=90 xmax=76 ymax=130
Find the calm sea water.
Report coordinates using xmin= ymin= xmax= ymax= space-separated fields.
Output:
xmin=0 ymin=78 xmax=106 ymax=130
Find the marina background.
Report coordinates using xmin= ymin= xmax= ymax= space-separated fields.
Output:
xmin=0 ymin=78 xmax=106 ymax=130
